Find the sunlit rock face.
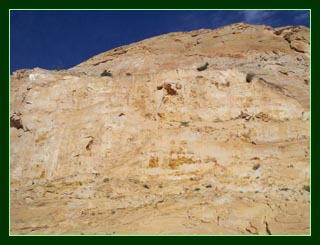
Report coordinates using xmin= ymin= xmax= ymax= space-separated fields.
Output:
xmin=10 ymin=23 xmax=310 ymax=235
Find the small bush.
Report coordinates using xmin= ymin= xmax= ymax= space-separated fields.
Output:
xmin=101 ymin=70 xmax=112 ymax=77
xmin=180 ymin=121 xmax=189 ymax=127
xmin=253 ymin=163 xmax=260 ymax=170
xmin=197 ymin=62 xmax=209 ymax=71
xmin=303 ymin=185 xmax=310 ymax=192
xmin=246 ymin=72 xmax=255 ymax=83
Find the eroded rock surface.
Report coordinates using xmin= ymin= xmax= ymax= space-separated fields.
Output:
xmin=10 ymin=23 xmax=310 ymax=235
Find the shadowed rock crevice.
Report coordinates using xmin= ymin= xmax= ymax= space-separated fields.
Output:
xmin=10 ymin=113 xmax=29 ymax=132
xmin=10 ymin=114 xmax=23 ymax=130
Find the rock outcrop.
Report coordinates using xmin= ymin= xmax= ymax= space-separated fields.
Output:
xmin=10 ymin=23 xmax=310 ymax=235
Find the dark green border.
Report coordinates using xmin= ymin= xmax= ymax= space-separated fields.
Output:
xmin=1 ymin=0 xmax=318 ymax=242
xmin=0 ymin=0 xmax=317 ymax=9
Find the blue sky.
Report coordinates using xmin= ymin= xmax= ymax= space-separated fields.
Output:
xmin=10 ymin=10 xmax=310 ymax=72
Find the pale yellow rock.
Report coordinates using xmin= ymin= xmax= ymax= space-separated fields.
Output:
xmin=10 ymin=23 xmax=310 ymax=235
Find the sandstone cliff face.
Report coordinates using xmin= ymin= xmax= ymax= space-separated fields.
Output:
xmin=10 ymin=23 xmax=310 ymax=235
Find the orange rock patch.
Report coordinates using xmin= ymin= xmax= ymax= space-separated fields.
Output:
xmin=168 ymin=157 xmax=194 ymax=169
xmin=148 ymin=157 xmax=159 ymax=168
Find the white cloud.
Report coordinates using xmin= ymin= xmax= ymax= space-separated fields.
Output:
xmin=209 ymin=10 xmax=278 ymax=29
xmin=241 ymin=10 xmax=276 ymax=25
